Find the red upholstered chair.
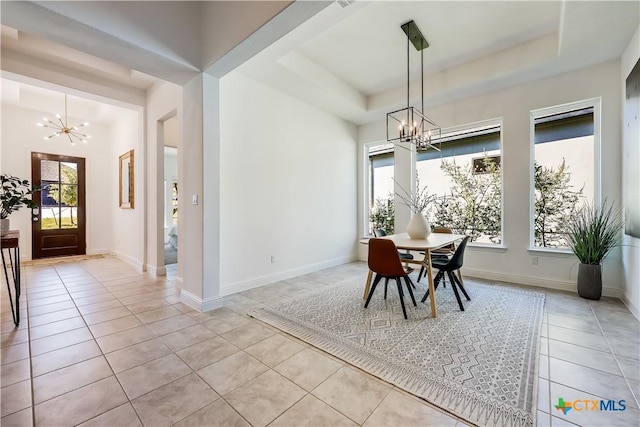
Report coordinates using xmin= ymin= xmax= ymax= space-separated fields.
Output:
xmin=364 ymin=238 xmax=417 ymax=319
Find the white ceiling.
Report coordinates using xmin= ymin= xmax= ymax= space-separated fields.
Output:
xmin=236 ymin=0 xmax=640 ymax=124
xmin=1 ymin=78 xmax=135 ymax=125
xmin=1 ymin=1 xmax=638 ymax=127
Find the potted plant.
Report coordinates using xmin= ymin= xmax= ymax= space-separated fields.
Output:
xmin=394 ymin=174 xmax=436 ymax=239
xmin=565 ymin=200 xmax=623 ymax=300
xmin=1 ymin=174 xmax=38 ymax=237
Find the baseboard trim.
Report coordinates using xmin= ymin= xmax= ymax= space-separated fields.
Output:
xmin=622 ymin=291 xmax=640 ymax=321
xmin=111 ymin=251 xmax=144 ymax=272
xmin=221 ymin=254 xmax=357 ymax=296
xmin=180 ymin=289 xmax=223 ymax=312
xmin=461 ymin=268 xmax=623 ymax=298
xmin=86 ymin=248 xmax=110 ymax=256
xmin=148 ymin=265 xmax=167 ymax=277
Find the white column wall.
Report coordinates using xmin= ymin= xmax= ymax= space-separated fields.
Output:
xmin=178 ymin=75 xmax=211 ymax=309
xmin=358 ymin=60 xmax=624 ymax=297
xmin=218 ymin=72 xmax=358 ymax=294
xmin=145 ymin=82 xmax=182 ymax=276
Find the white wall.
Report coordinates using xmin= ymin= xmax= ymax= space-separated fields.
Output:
xmin=621 ymin=25 xmax=640 ymax=319
xmin=110 ymin=109 xmax=144 ymax=268
xmin=145 ymin=81 xmax=182 ymax=276
xmin=219 ymin=72 xmax=357 ymax=292
xmin=1 ymin=105 xmax=113 ymax=260
xmin=358 ymin=60 xmax=624 ymax=297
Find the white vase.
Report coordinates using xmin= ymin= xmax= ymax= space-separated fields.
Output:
xmin=406 ymin=213 xmax=430 ymax=239
xmin=1 ymin=218 xmax=9 ymax=237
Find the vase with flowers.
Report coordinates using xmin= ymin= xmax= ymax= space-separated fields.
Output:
xmin=394 ymin=174 xmax=436 ymax=239
xmin=1 ymin=174 xmax=38 ymax=237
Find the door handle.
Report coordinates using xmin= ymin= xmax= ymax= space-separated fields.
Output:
xmin=32 ymin=207 xmax=40 ymax=215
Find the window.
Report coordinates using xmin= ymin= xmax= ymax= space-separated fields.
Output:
xmin=417 ymin=120 xmax=503 ymax=244
xmin=530 ymin=99 xmax=599 ymax=248
xmin=368 ymin=143 xmax=395 ymax=235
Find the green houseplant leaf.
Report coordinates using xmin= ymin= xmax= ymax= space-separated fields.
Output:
xmin=1 ymin=174 xmax=38 ymax=219
xmin=564 ymin=200 xmax=623 ymax=265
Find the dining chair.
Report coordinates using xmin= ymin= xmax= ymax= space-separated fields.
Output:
xmin=421 ymin=236 xmax=471 ymax=311
xmin=374 ymin=229 xmax=414 ymax=261
xmin=365 ymin=238 xmax=417 ymax=319
xmin=417 ymin=227 xmax=462 ymax=286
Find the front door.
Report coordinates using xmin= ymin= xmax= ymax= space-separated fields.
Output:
xmin=31 ymin=152 xmax=86 ymax=259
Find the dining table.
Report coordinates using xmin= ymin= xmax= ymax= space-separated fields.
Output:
xmin=360 ymin=231 xmax=465 ymax=319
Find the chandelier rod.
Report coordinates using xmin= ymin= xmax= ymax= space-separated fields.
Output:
xmin=406 ymin=27 xmax=410 ymax=126
xmin=421 ymin=42 xmax=424 ymax=116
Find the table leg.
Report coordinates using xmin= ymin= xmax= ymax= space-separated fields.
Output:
xmin=15 ymin=247 xmax=20 ymax=324
xmin=2 ymin=248 xmax=19 ymax=326
xmin=424 ymin=249 xmax=437 ymax=318
xmin=363 ymin=269 xmax=373 ymax=300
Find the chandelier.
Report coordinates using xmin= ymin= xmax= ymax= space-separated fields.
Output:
xmin=387 ymin=20 xmax=441 ymax=152
xmin=37 ymin=94 xmax=90 ymax=145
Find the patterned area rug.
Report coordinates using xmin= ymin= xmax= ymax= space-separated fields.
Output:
xmin=250 ymin=278 xmax=544 ymax=427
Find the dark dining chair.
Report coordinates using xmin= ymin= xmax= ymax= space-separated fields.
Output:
xmin=421 ymin=236 xmax=471 ymax=311
xmin=365 ymin=238 xmax=417 ymax=319
xmin=417 ymin=227 xmax=462 ymax=287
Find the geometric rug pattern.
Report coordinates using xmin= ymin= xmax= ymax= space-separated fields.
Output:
xmin=251 ymin=278 xmax=544 ymax=427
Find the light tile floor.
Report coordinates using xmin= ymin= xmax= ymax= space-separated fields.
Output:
xmin=1 ymin=256 xmax=638 ymax=426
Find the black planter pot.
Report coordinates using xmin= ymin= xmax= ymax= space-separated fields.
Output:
xmin=577 ymin=263 xmax=602 ymax=300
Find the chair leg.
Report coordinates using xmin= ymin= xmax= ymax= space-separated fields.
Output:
xmin=456 ymin=269 xmax=464 ymax=286
xmin=448 ymin=271 xmax=465 ymax=311
xmin=364 ymin=274 xmax=383 ymax=309
xmin=403 ymin=276 xmax=417 ymax=306
xmin=395 ymin=277 xmax=408 ymax=319
xmin=384 ymin=278 xmax=389 ymax=300
xmin=421 ymin=270 xmax=443 ymax=303
xmin=452 ymin=274 xmax=470 ymax=301
xmin=417 ymin=265 xmax=425 ymax=282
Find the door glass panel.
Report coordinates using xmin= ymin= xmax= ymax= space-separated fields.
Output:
xmin=60 ymin=207 xmax=78 ymax=229
xmin=41 ymin=180 xmax=60 ymax=230
xmin=41 ymin=160 xmax=59 ymax=181
xmin=59 ymin=184 xmax=78 ymax=208
xmin=41 ymin=182 xmax=59 ymax=207
xmin=60 ymin=162 xmax=78 ymax=184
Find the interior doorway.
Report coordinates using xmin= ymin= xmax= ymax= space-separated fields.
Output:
xmin=163 ymin=116 xmax=179 ymax=266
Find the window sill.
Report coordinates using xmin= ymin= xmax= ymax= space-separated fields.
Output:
xmin=527 ymin=247 xmax=577 ymax=258
xmin=468 ymin=243 xmax=507 ymax=252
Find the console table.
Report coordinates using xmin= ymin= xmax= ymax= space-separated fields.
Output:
xmin=1 ymin=230 xmax=21 ymax=326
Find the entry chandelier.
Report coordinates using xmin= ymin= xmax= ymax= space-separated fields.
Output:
xmin=387 ymin=20 xmax=441 ymax=152
xmin=37 ymin=94 xmax=90 ymax=145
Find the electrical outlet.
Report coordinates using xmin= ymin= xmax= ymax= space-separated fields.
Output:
xmin=531 ymin=256 xmax=538 ymax=265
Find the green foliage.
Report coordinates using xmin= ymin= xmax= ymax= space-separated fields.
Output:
xmin=49 ymin=167 xmax=78 ymax=225
xmin=1 ymin=174 xmax=37 ymax=219
xmin=369 ymin=197 xmax=395 ymax=236
xmin=534 ymin=159 xmax=583 ymax=247
xmin=565 ymin=200 xmax=622 ymax=264
xmin=431 ymin=157 xmax=502 ymax=243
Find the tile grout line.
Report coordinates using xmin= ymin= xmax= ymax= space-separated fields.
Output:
xmin=588 ymin=300 xmax=640 ymax=410
xmin=25 ymin=266 xmax=36 ymax=427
